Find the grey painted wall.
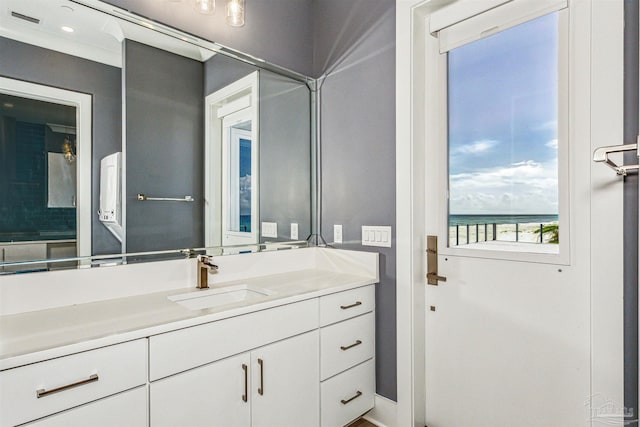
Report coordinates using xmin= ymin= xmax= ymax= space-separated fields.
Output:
xmin=623 ymin=0 xmax=638 ymax=424
xmin=0 ymin=37 xmax=122 ymax=255
xmin=102 ymin=0 xmax=314 ymax=76
xmin=204 ymin=55 xmax=312 ymax=242
xmin=313 ymin=0 xmax=397 ymax=401
xmin=125 ymin=40 xmax=204 ymax=252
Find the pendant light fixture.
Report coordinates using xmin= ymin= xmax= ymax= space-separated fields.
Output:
xmin=195 ymin=0 xmax=215 ymax=15
xmin=166 ymin=0 xmax=244 ymax=26
xmin=62 ymin=135 xmax=76 ymax=163
xmin=226 ymin=0 xmax=245 ymax=27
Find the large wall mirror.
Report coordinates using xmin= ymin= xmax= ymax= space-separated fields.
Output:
xmin=0 ymin=0 xmax=314 ymax=273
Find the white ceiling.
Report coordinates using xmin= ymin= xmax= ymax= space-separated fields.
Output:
xmin=0 ymin=0 xmax=216 ymax=68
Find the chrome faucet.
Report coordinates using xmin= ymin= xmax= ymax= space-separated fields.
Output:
xmin=197 ymin=255 xmax=219 ymax=289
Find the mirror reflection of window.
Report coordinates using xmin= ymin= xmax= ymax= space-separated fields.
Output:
xmin=221 ymin=106 xmax=257 ymax=246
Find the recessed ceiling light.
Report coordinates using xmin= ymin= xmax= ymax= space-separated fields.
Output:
xmin=3 ymin=102 xmax=14 ymax=108
xmin=61 ymin=26 xmax=74 ymax=33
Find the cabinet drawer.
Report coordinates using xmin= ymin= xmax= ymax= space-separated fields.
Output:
xmin=24 ymin=386 xmax=147 ymax=427
xmin=319 ymin=285 xmax=374 ymax=327
xmin=0 ymin=339 xmax=147 ymax=427
xmin=320 ymin=312 xmax=374 ymax=380
xmin=320 ymin=359 xmax=375 ymax=427
xmin=149 ymin=298 xmax=318 ymax=380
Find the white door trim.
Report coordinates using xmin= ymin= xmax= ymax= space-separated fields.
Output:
xmin=204 ymin=71 xmax=259 ymax=248
xmin=0 ymin=77 xmax=92 ymax=258
xmin=396 ymin=1 xmax=625 ymax=426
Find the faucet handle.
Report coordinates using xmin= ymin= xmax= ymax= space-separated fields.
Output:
xmin=197 ymin=255 xmax=219 ymax=273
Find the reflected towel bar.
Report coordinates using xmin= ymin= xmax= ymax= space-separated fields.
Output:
xmin=137 ymin=194 xmax=194 ymax=202
xmin=593 ymin=141 xmax=639 ymax=176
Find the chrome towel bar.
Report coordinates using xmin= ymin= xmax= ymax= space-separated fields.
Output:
xmin=137 ymin=194 xmax=194 ymax=202
xmin=593 ymin=140 xmax=639 ymax=176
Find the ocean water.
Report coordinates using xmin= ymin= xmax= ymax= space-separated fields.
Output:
xmin=240 ymin=215 xmax=251 ymax=232
xmin=449 ymin=214 xmax=558 ymax=226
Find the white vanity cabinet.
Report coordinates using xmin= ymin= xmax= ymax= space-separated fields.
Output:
xmin=318 ymin=285 xmax=376 ymax=427
xmin=23 ymin=387 xmax=148 ymax=427
xmin=150 ymin=330 xmax=319 ymax=427
xmin=0 ymin=339 xmax=147 ymax=427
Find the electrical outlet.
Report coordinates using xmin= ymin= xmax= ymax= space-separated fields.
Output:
xmin=334 ymin=224 xmax=343 ymax=244
xmin=290 ymin=223 xmax=298 ymax=240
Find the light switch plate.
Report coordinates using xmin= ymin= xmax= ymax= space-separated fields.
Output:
xmin=361 ymin=225 xmax=392 ymax=247
xmin=333 ymin=224 xmax=343 ymax=244
xmin=290 ymin=223 xmax=298 ymax=240
xmin=262 ymin=222 xmax=278 ymax=238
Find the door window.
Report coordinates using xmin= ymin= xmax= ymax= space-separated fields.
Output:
xmin=446 ymin=11 xmax=563 ymax=254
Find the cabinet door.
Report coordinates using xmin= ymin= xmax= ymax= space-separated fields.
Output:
xmin=150 ymin=352 xmax=251 ymax=427
xmin=25 ymin=387 xmax=147 ymax=427
xmin=251 ymin=330 xmax=320 ymax=427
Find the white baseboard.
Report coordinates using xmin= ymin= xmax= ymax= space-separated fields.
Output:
xmin=363 ymin=394 xmax=397 ymax=427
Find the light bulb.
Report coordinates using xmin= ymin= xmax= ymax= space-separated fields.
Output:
xmin=226 ymin=0 xmax=244 ymax=27
xmin=195 ymin=0 xmax=215 ymax=15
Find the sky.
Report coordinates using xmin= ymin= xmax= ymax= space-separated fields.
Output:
xmin=448 ymin=12 xmax=559 ymax=216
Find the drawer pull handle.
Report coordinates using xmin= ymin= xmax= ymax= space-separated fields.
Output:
xmin=340 ymin=301 xmax=362 ymax=310
xmin=242 ymin=364 xmax=248 ymax=402
xmin=257 ymin=358 xmax=264 ymax=396
xmin=340 ymin=340 xmax=363 ymax=351
xmin=341 ymin=390 xmax=363 ymax=405
xmin=36 ymin=374 xmax=99 ymax=398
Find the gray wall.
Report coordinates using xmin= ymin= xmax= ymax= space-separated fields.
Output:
xmin=0 ymin=37 xmax=122 ymax=255
xmin=313 ymin=0 xmax=397 ymax=401
xmin=125 ymin=40 xmax=204 ymax=252
xmin=102 ymin=0 xmax=314 ymax=76
xmin=623 ymin=0 xmax=638 ymax=424
xmin=204 ymin=55 xmax=312 ymax=242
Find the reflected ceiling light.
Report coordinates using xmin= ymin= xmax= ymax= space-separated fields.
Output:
xmin=61 ymin=26 xmax=74 ymax=33
xmin=62 ymin=135 xmax=76 ymax=163
xmin=3 ymin=102 xmax=14 ymax=108
xmin=226 ymin=0 xmax=245 ymax=27
xmin=195 ymin=0 xmax=215 ymax=15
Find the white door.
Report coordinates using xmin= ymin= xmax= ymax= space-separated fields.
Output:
xmin=417 ymin=1 xmax=624 ymax=426
xmin=222 ymin=107 xmax=258 ymax=247
xmin=251 ymin=330 xmax=320 ymax=427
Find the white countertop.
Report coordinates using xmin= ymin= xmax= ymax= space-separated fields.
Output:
xmin=0 ymin=268 xmax=376 ymax=370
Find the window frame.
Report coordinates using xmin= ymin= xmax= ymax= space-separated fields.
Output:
xmin=432 ymin=7 xmax=571 ymax=265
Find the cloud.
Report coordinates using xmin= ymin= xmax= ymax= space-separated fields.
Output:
xmin=533 ymin=120 xmax=558 ymax=131
xmin=453 ymin=139 xmax=498 ymax=155
xmin=546 ymin=139 xmax=558 ymax=149
xmin=449 ymin=160 xmax=558 ymax=214
xmin=239 ymin=174 xmax=252 ymax=214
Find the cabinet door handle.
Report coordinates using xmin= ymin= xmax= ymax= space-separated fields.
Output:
xmin=242 ymin=364 xmax=248 ymax=402
xmin=36 ymin=374 xmax=99 ymax=398
xmin=257 ymin=358 xmax=264 ymax=395
xmin=340 ymin=340 xmax=362 ymax=351
xmin=340 ymin=390 xmax=362 ymax=405
xmin=340 ymin=301 xmax=362 ymax=310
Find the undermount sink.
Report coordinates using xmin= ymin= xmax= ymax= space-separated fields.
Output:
xmin=168 ymin=284 xmax=276 ymax=311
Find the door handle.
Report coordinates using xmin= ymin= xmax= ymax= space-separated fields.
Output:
xmin=426 ymin=235 xmax=447 ymax=285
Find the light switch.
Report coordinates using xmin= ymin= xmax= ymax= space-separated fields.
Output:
xmin=290 ymin=223 xmax=298 ymax=240
xmin=334 ymin=224 xmax=343 ymax=244
xmin=262 ymin=222 xmax=278 ymax=238
xmin=361 ymin=226 xmax=392 ymax=247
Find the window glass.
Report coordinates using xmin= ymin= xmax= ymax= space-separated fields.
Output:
xmin=447 ymin=12 xmax=559 ymax=249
